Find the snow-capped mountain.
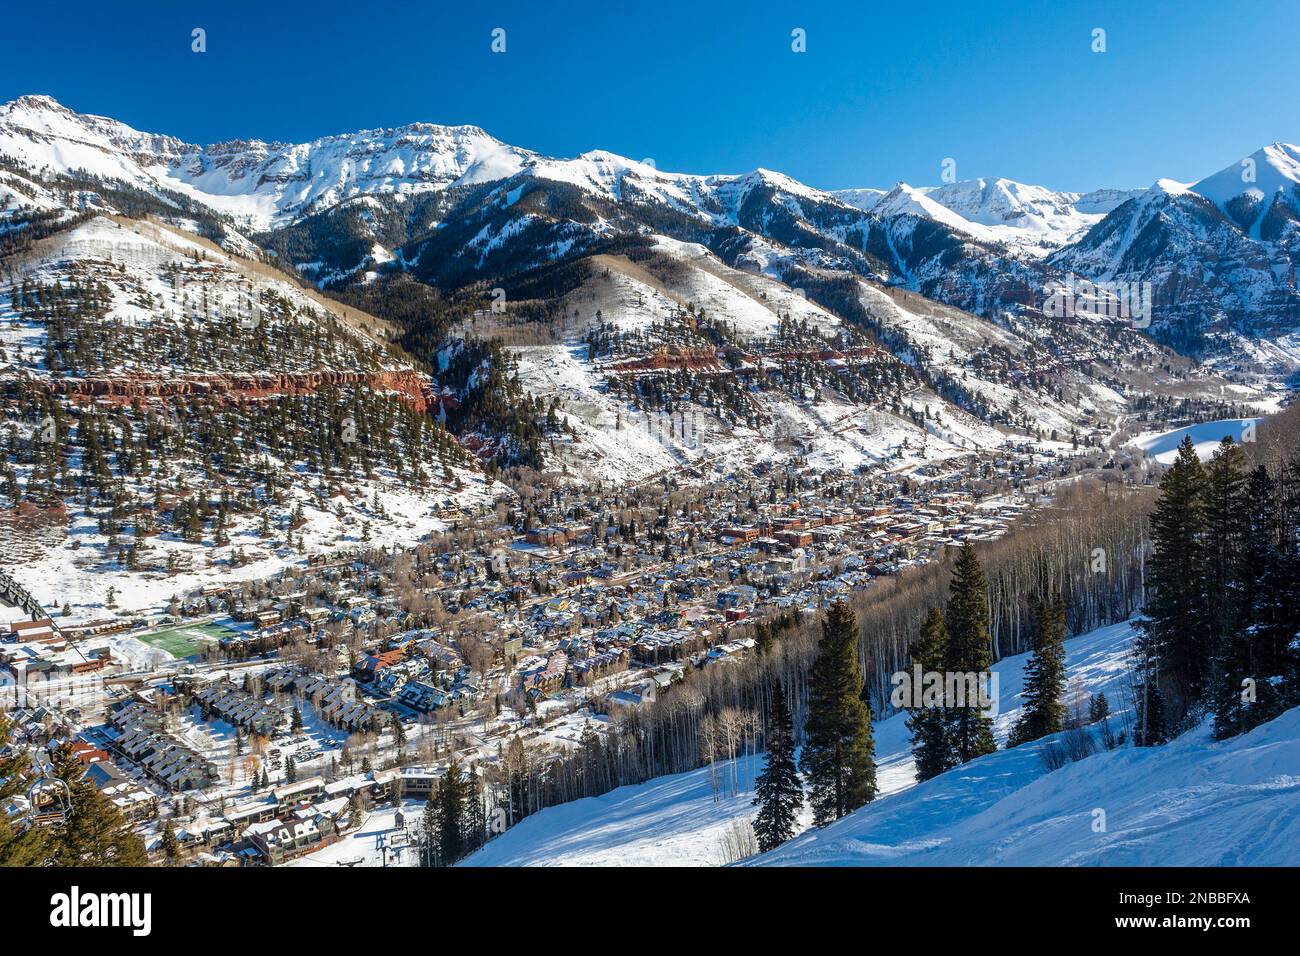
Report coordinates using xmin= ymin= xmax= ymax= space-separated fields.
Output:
xmin=4 ymin=94 xmax=1299 ymax=369
xmin=0 ymin=94 xmax=534 ymax=230
xmin=1051 ymin=146 xmax=1300 ymax=358
xmin=835 ymin=178 xmax=1143 ymax=255
xmin=1189 ymin=142 xmax=1300 ymax=233
xmin=0 ymin=95 xmax=1043 ymax=301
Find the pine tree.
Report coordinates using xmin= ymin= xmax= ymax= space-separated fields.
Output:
xmin=420 ymin=794 xmax=441 ymax=867
xmin=906 ymin=607 xmax=957 ymax=781
xmin=1008 ymin=595 xmax=1067 ymax=746
xmin=50 ymin=743 xmax=148 ymax=866
xmin=1139 ymin=435 xmax=1210 ymax=732
xmin=285 ymin=754 xmax=297 ymax=784
xmin=463 ymin=764 xmax=486 ymax=853
xmin=1088 ymin=692 xmax=1110 ymax=723
xmin=0 ymin=718 xmax=52 ymax=866
xmin=752 ymin=682 xmax=802 ymax=852
xmin=1214 ymin=462 xmax=1296 ymax=736
xmin=161 ymin=819 xmax=180 ymax=860
xmin=436 ymin=760 xmax=467 ymax=864
xmin=800 ymin=601 xmax=876 ymax=826
xmin=504 ymin=736 xmax=529 ymax=826
xmin=943 ymin=543 xmax=997 ymax=762
xmin=1204 ymin=438 xmax=1247 ymax=647
xmin=1275 ymin=460 xmax=1300 ymax=709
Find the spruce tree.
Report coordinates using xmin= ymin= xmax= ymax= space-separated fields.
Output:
xmin=1215 ymin=462 xmax=1295 ymax=736
xmin=50 ymin=743 xmax=148 ymax=866
xmin=1008 ymin=595 xmax=1067 ymax=746
xmin=906 ymin=607 xmax=957 ymax=781
xmin=752 ymin=682 xmax=802 ymax=852
xmin=420 ymin=794 xmax=441 ymax=867
xmin=0 ymin=718 xmax=52 ymax=866
xmin=161 ymin=819 xmax=180 ymax=860
xmin=1204 ymin=438 xmax=1247 ymax=648
xmin=1275 ymin=459 xmax=1300 ymax=709
xmin=437 ymin=760 xmax=467 ymax=864
xmin=800 ymin=601 xmax=876 ymax=827
xmin=943 ymin=543 xmax=997 ymax=762
xmin=1139 ymin=435 xmax=1210 ymax=731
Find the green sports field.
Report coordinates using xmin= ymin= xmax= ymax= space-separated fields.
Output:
xmin=136 ymin=621 xmax=238 ymax=659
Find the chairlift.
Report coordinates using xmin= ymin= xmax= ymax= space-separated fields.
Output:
xmin=26 ymin=765 xmax=73 ymax=825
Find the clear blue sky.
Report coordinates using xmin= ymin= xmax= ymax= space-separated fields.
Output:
xmin=2 ymin=0 xmax=1296 ymax=192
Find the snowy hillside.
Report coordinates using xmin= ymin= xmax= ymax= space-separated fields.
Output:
xmin=755 ymin=704 xmax=1300 ymax=867
xmin=460 ymin=619 xmax=1139 ymax=866
xmin=1190 ymin=142 xmax=1300 ymax=233
xmin=9 ymin=94 xmax=1300 ymax=369
xmin=507 ymin=240 xmax=1060 ymax=484
xmin=1051 ymin=146 xmax=1300 ymax=357
xmin=0 ymin=213 xmax=502 ymax=627
xmin=1128 ymin=418 xmax=1261 ymax=464
xmin=0 ymin=94 xmax=533 ymax=230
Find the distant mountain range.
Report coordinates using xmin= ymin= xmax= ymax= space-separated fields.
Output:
xmin=3 ymin=94 xmax=1299 ymax=369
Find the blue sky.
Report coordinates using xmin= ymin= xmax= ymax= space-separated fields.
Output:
xmin=2 ymin=0 xmax=1296 ymax=192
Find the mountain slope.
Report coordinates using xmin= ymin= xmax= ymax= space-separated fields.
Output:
xmin=754 ymin=705 xmax=1300 ymax=866
xmin=0 ymin=94 xmax=534 ymax=231
xmin=834 ymin=179 xmax=1143 ymax=256
xmin=1051 ymin=148 xmax=1300 ymax=362
xmin=0 ymin=213 xmax=498 ymax=624
xmin=460 ymin=618 xmax=1138 ymax=866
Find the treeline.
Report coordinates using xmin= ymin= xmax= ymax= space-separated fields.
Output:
xmin=1135 ymin=428 xmax=1300 ymax=743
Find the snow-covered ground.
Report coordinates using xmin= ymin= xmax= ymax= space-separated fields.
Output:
xmin=835 ymin=179 xmax=1143 ymax=257
xmin=463 ymin=752 xmax=792 ymax=867
xmin=0 ymin=214 xmax=506 ymax=624
xmin=1129 ymin=418 xmax=1260 ymax=464
xmin=289 ymin=800 xmax=425 ymax=868
xmin=460 ymin=619 xmax=1139 ymax=866
xmin=509 ymin=246 xmax=1042 ymax=485
xmin=755 ymin=705 xmax=1300 ymax=867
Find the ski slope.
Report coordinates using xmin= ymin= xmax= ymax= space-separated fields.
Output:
xmin=1130 ymin=418 xmax=1260 ymax=464
xmin=462 ymin=752 xmax=784 ymax=867
xmin=753 ymin=706 xmax=1300 ymax=867
xmin=461 ymin=620 xmax=1138 ymax=866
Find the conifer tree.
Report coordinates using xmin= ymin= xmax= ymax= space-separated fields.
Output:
xmin=1203 ymin=438 xmax=1247 ymax=653
xmin=800 ymin=601 xmax=876 ymax=826
xmin=0 ymin=718 xmax=51 ymax=866
xmin=1139 ymin=435 xmax=1210 ymax=731
xmin=752 ymin=682 xmax=802 ymax=852
xmin=420 ymin=793 xmax=441 ymax=867
xmin=1214 ymin=462 xmax=1294 ymax=736
xmin=50 ymin=743 xmax=148 ymax=866
xmin=1088 ymin=692 xmax=1109 ymax=723
xmin=906 ymin=607 xmax=957 ymax=781
xmin=161 ymin=819 xmax=180 ymax=861
xmin=943 ymin=543 xmax=997 ymax=762
xmin=1008 ymin=595 xmax=1067 ymax=746
xmin=436 ymin=760 xmax=467 ymax=864
xmin=463 ymin=764 xmax=486 ymax=853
